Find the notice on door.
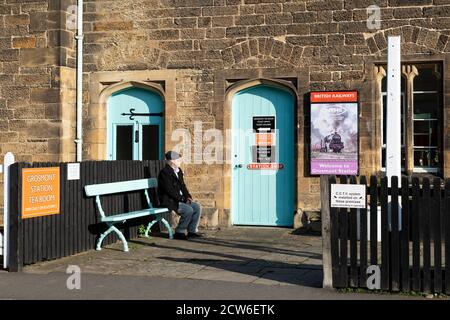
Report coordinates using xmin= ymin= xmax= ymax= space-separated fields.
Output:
xmin=252 ymin=145 xmax=276 ymax=163
xmin=330 ymin=184 xmax=366 ymax=209
xmin=22 ymin=167 xmax=60 ymax=219
xmin=249 ymin=116 xmax=283 ymax=170
xmin=253 ymin=116 xmax=275 ymax=133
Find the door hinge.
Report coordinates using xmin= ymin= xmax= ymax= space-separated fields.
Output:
xmin=135 ymin=129 xmax=139 ymax=143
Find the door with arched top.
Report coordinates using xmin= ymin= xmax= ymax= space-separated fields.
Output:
xmin=231 ymin=85 xmax=295 ymax=226
xmin=107 ymin=87 xmax=164 ymax=160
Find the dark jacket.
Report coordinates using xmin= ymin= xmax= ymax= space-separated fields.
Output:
xmin=158 ymin=164 xmax=192 ymax=212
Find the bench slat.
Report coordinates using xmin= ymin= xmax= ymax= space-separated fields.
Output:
xmin=101 ymin=208 xmax=169 ymax=223
xmin=85 ymin=178 xmax=158 ymax=196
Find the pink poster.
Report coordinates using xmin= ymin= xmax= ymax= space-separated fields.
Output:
xmin=310 ymin=91 xmax=359 ymax=175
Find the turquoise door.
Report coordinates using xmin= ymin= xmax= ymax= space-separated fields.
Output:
xmin=107 ymin=88 xmax=164 ymax=160
xmin=232 ymin=85 xmax=295 ymax=226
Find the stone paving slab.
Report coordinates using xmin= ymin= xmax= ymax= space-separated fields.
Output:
xmin=24 ymin=227 xmax=324 ymax=287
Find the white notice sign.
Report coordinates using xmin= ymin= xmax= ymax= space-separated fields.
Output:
xmin=331 ymin=184 xmax=366 ymax=209
xmin=67 ymin=163 xmax=80 ymax=180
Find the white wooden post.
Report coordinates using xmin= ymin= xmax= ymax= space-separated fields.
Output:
xmin=320 ymin=175 xmax=333 ymax=289
xmin=386 ymin=36 xmax=402 ymax=232
xmin=3 ymin=152 xmax=15 ymax=269
xmin=386 ymin=36 xmax=402 ymax=185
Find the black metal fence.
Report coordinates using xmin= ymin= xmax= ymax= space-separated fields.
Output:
xmin=8 ymin=160 xmax=166 ymax=272
xmin=325 ymin=175 xmax=450 ymax=294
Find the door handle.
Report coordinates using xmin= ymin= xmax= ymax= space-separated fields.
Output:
xmin=135 ymin=129 xmax=139 ymax=143
xmin=234 ymin=164 xmax=243 ymax=168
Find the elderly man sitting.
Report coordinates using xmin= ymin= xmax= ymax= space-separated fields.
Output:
xmin=158 ymin=151 xmax=203 ymax=240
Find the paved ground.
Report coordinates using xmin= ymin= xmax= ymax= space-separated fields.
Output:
xmin=0 ymin=227 xmax=429 ymax=299
xmin=24 ymin=227 xmax=323 ymax=287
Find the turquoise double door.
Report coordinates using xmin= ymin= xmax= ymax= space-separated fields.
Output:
xmin=232 ymin=85 xmax=295 ymax=227
xmin=107 ymin=88 xmax=164 ymax=160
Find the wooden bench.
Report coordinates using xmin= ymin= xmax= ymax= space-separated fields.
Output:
xmin=84 ymin=178 xmax=173 ymax=252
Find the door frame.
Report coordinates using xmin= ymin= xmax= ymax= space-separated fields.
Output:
xmin=88 ymin=71 xmax=177 ymax=161
xmin=103 ymin=82 xmax=166 ymax=161
xmin=224 ymin=78 xmax=299 ymax=227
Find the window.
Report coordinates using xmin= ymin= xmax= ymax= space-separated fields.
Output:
xmin=378 ymin=63 xmax=443 ymax=174
xmin=115 ymin=125 xmax=133 ymax=160
xmin=412 ymin=65 xmax=442 ymax=173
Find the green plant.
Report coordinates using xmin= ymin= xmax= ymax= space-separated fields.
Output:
xmin=138 ymin=224 xmax=146 ymax=237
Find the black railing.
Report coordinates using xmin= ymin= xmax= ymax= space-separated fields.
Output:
xmin=323 ymin=175 xmax=450 ymax=294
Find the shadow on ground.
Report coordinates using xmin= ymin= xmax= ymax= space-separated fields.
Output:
xmin=128 ymin=228 xmax=323 ymax=287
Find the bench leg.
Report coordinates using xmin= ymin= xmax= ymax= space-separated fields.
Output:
xmin=144 ymin=216 xmax=174 ymax=239
xmin=113 ymin=225 xmax=129 ymax=252
xmin=160 ymin=218 xmax=174 ymax=239
xmin=97 ymin=224 xmax=129 ymax=252
xmin=96 ymin=224 xmax=114 ymax=251
xmin=144 ymin=220 xmax=158 ymax=238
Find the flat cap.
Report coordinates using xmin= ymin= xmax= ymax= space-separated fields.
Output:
xmin=165 ymin=151 xmax=182 ymax=160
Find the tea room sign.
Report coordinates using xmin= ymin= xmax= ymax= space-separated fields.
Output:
xmin=21 ymin=167 xmax=60 ymax=219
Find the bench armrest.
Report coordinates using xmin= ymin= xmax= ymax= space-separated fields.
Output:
xmin=95 ymin=195 xmax=106 ymax=219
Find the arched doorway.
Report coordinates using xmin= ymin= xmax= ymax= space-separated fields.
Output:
xmin=106 ymin=87 xmax=164 ymax=160
xmin=231 ymin=84 xmax=295 ymax=227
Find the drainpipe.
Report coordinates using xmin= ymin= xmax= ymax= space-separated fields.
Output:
xmin=75 ymin=0 xmax=84 ymax=162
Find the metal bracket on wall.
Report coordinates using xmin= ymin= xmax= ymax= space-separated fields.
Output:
xmin=121 ymin=108 xmax=164 ymax=120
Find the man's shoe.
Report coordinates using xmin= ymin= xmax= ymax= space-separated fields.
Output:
xmin=188 ymin=232 xmax=204 ymax=238
xmin=174 ymin=232 xmax=188 ymax=240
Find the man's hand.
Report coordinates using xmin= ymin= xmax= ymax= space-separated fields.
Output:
xmin=187 ymin=197 xmax=193 ymax=204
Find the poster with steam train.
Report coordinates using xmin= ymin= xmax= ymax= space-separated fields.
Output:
xmin=310 ymin=91 xmax=359 ymax=175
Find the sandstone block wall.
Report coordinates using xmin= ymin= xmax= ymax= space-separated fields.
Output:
xmin=0 ymin=0 xmax=78 ymax=217
xmin=1 ymin=0 xmax=450 ymax=227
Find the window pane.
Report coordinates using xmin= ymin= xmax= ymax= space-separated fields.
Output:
xmin=142 ymin=125 xmax=160 ymax=160
xmin=414 ymin=66 xmax=440 ymax=92
xmin=116 ymin=125 xmax=133 ymax=160
xmin=414 ymin=148 xmax=439 ymax=168
xmin=413 ymin=121 xmax=438 ymax=147
xmin=413 ymin=93 xmax=439 ymax=119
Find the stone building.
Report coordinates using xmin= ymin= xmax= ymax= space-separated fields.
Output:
xmin=0 ymin=0 xmax=449 ymax=228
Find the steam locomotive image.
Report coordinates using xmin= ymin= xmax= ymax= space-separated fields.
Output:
xmin=319 ymin=131 xmax=345 ymax=153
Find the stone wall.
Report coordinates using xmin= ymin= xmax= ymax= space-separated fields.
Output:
xmin=0 ymin=0 xmax=77 ymax=163
xmin=2 ymin=0 xmax=450 ymax=227
xmin=78 ymin=0 xmax=450 ymax=226
xmin=0 ymin=0 xmax=78 ymax=218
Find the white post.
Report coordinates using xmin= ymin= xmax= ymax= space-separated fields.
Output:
xmin=75 ymin=0 xmax=84 ymax=162
xmin=386 ymin=36 xmax=402 ymax=232
xmin=3 ymin=152 xmax=14 ymax=269
xmin=386 ymin=36 xmax=402 ymax=185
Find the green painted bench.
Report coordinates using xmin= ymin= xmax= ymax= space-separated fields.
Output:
xmin=84 ymin=178 xmax=173 ymax=252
